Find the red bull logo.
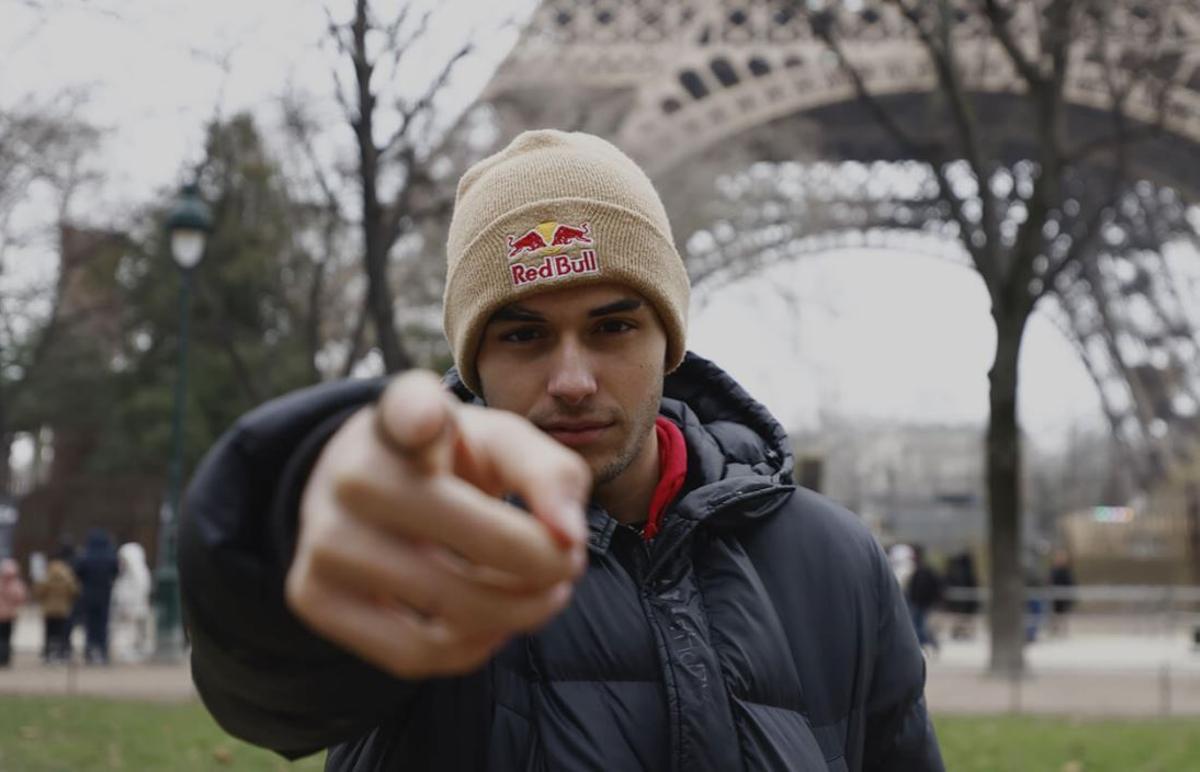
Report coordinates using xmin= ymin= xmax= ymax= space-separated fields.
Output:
xmin=505 ymin=220 xmax=600 ymax=288
xmin=511 ymin=249 xmax=599 ymax=287
xmin=506 ymin=221 xmax=593 ymax=260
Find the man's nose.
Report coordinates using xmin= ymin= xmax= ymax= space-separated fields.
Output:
xmin=546 ymin=339 xmax=598 ymax=405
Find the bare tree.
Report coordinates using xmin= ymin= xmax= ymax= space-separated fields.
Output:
xmin=790 ymin=0 xmax=1194 ymax=675
xmin=323 ymin=0 xmax=476 ymax=373
xmin=0 ymin=97 xmax=102 ymax=491
xmin=279 ymin=93 xmax=365 ymax=380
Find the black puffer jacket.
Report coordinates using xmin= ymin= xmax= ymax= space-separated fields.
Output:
xmin=180 ymin=353 xmax=943 ymax=771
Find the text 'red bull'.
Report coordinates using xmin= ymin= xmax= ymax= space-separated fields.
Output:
xmin=511 ymin=249 xmax=599 ymax=287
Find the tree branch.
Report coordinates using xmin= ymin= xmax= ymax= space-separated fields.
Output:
xmin=980 ymin=0 xmax=1045 ymax=88
xmin=381 ymin=40 xmax=474 ymax=159
xmin=340 ymin=298 xmax=370 ymax=378
xmin=1049 ymin=289 xmax=1153 ymax=487
xmin=386 ymin=8 xmax=431 ymax=77
xmin=381 ymin=3 xmax=415 ymax=58
xmin=1037 ymin=199 xmax=1107 ymax=303
xmin=809 ymin=10 xmax=929 ymax=158
xmin=893 ymin=0 xmax=1002 ymax=271
xmin=807 ymin=5 xmax=983 ymax=273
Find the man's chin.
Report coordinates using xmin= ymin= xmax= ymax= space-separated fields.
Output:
xmin=591 ymin=453 xmax=634 ymax=487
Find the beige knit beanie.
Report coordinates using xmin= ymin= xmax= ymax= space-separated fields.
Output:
xmin=443 ymin=130 xmax=690 ymax=397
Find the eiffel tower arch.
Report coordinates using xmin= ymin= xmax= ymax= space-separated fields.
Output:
xmin=477 ymin=1 xmax=1200 ymax=486
xmin=484 ymin=1 xmax=1200 ymax=188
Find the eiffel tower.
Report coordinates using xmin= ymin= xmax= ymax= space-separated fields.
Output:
xmin=479 ymin=0 xmax=1200 ymax=488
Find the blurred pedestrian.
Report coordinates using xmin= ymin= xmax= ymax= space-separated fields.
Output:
xmin=35 ymin=547 xmax=79 ymax=663
xmin=944 ymin=551 xmax=979 ymax=640
xmin=111 ymin=542 xmax=153 ymax=662
xmin=1024 ymin=558 xmax=1045 ymax=643
xmin=906 ymin=545 xmax=943 ymax=655
xmin=75 ymin=529 xmax=118 ymax=665
xmin=0 ymin=558 xmax=29 ymax=666
xmin=888 ymin=542 xmax=916 ymax=591
xmin=1048 ymin=548 xmax=1076 ymax=637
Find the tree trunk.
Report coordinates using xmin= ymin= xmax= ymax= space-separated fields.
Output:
xmin=304 ymin=244 xmax=328 ymax=385
xmin=1186 ymin=483 xmax=1200 ymax=586
xmin=0 ymin=434 xmax=10 ymax=497
xmin=352 ymin=0 xmax=412 ymax=375
xmin=987 ymin=309 xmax=1029 ymax=677
xmin=0 ymin=389 xmax=9 ymax=495
xmin=341 ymin=300 xmax=371 ymax=379
xmin=364 ymin=225 xmax=411 ymax=373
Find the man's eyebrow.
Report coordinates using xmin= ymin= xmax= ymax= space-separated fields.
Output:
xmin=588 ymin=298 xmax=644 ymax=317
xmin=491 ymin=305 xmax=544 ymax=323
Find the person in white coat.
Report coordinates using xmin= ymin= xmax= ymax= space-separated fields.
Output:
xmin=889 ymin=542 xmax=916 ymax=592
xmin=110 ymin=542 xmax=152 ymax=662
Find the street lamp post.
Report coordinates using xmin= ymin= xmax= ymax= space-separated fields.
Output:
xmin=155 ymin=183 xmax=212 ymax=661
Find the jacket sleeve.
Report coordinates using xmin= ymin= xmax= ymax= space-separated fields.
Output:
xmin=179 ymin=376 xmax=418 ymax=759
xmin=861 ymin=542 xmax=945 ymax=772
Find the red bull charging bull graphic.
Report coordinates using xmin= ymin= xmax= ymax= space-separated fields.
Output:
xmin=505 ymin=221 xmax=600 ymax=287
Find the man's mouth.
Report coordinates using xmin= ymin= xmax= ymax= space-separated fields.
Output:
xmin=540 ymin=420 xmax=614 ymax=447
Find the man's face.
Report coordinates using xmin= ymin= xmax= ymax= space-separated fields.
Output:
xmin=476 ymin=283 xmax=667 ymax=486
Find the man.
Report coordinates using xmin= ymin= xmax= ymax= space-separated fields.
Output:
xmin=180 ymin=130 xmax=944 ymax=771
xmin=1048 ymin=547 xmax=1076 ymax=637
xmin=905 ymin=545 xmax=943 ymax=655
xmin=75 ymin=528 xmax=118 ymax=665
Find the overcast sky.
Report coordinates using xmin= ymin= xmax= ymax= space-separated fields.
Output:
xmin=2 ymin=0 xmax=1106 ymax=450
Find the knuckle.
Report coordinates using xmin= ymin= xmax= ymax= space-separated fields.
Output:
xmin=412 ymin=583 xmax=441 ymax=619
xmin=331 ymin=471 xmax=383 ymax=511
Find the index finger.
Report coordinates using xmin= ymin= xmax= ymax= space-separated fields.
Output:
xmin=375 ymin=370 xmax=457 ymax=477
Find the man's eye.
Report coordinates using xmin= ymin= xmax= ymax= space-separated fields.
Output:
xmin=500 ymin=327 xmax=544 ymax=343
xmin=597 ymin=319 xmax=634 ymax=334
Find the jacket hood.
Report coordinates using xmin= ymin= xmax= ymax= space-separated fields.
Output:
xmin=118 ymin=542 xmax=147 ymax=567
xmin=118 ymin=542 xmax=151 ymax=582
xmin=445 ymin=351 xmax=795 ymax=529
xmin=82 ymin=529 xmax=117 ymax=566
xmin=47 ymin=560 xmax=74 ymax=579
xmin=660 ymin=352 xmax=795 ymax=529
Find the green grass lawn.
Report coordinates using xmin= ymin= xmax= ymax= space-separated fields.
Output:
xmin=1 ymin=695 xmax=1198 ymax=771
xmin=0 ymin=696 xmax=324 ymax=771
xmin=932 ymin=714 xmax=1200 ymax=772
